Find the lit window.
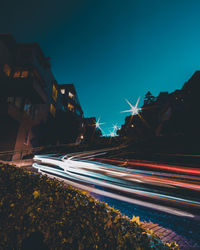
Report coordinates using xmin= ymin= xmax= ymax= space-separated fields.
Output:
xmin=52 ymin=84 xmax=58 ymax=102
xmin=7 ymin=97 xmax=14 ymax=104
xmin=24 ymin=104 xmax=31 ymax=112
xmin=68 ymin=103 xmax=74 ymax=112
xmin=60 ymin=89 xmax=65 ymax=94
xmin=50 ymin=103 xmax=56 ymax=116
xmin=69 ymin=91 xmax=74 ymax=99
xmin=13 ymin=71 xmax=21 ymax=78
xmin=21 ymin=71 xmax=29 ymax=78
xmin=3 ymin=64 xmax=11 ymax=77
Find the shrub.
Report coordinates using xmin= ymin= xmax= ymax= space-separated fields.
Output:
xmin=0 ymin=164 xmax=178 ymax=249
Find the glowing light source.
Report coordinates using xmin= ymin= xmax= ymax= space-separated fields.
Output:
xmin=121 ymin=97 xmax=141 ymax=116
xmin=60 ymin=89 xmax=65 ymax=94
xmin=95 ymin=118 xmax=104 ymax=129
xmin=110 ymin=131 xmax=115 ymax=137
xmin=112 ymin=124 xmax=119 ymax=131
xmin=109 ymin=123 xmax=119 ymax=137
xmin=69 ymin=91 xmax=74 ymax=98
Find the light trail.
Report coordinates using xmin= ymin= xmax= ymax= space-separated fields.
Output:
xmin=95 ymin=158 xmax=200 ymax=175
xmin=33 ymin=153 xmax=200 ymax=220
xmin=43 ymin=171 xmax=196 ymax=219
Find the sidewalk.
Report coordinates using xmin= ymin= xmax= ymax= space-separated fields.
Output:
xmin=0 ymin=159 xmax=33 ymax=168
xmin=141 ymin=222 xmax=198 ymax=249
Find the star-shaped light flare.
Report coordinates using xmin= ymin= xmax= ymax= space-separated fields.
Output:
xmin=110 ymin=131 xmax=115 ymax=137
xmin=112 ymin=123 xmax=119 ymax=132
xmin=95 ymin=118 xmax=105 ymax=131
xmin=108 ymin=123 xmax=119 ymax=137
xmin=121 ymin=97 xmax=141 ymax=116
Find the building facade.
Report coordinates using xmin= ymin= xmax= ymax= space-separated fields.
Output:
xmin=0 ymin=34 xmax=84 ymax=160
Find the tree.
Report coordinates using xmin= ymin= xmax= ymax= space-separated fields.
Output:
xmin=143 ymin=91 xmax=156 ymax=106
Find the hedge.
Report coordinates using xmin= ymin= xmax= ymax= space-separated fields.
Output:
xmin=0 ymin=164 xmax=178 ymax=249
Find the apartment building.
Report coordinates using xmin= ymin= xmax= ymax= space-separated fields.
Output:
xmin=0 ymin=34 xmax=84 ymax=159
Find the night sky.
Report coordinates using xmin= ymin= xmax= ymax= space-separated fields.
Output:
xmin=1 ymin=0 xmax=200 ymax=135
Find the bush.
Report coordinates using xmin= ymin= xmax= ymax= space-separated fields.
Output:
xmin=0 ymin=164 xmax=178 ymax=249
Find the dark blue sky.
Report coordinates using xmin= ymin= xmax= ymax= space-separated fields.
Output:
xmin=1 ymin=0 xmax=200 ymax=135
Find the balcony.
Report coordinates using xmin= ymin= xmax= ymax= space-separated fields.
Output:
xmin=0 ymin=76 xmax=47 ymax=104
xmin=0 ymin=103 xmax=23 ymax=122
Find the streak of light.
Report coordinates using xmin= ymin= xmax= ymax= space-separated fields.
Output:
xmin=96 ymin=158 xmax=200 ymax=175
xmin=40 ymin=171 xmax=197 ymax=219
xmin=33 ymin=158 xmax=200 ymax=207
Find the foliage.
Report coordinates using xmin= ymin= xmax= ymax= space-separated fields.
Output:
xmin=0 ymin=164 xmax=178 ymax=249
xmin=144 ymin=91 xmax=156 ymax=106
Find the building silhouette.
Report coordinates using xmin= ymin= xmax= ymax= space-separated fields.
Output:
xmin=0 ymin=34 xmax=84 ymax=160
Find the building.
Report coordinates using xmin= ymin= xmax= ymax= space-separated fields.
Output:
xmin=83 ymin=117 xmax=102 ymax=144
xmin=0 ymin=34 xmax=84 ymax=160
xmin=58 ymin=84 xmax=83 ymax=117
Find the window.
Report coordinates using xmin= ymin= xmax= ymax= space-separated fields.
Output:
xmin=68 ymin=103 xmax=74 ymax=112
xmin=3 ymin=64 xmax=11 ymax=77
xmin=21 ymin=71 xmax=29 ymax=78
xmin=50 ymin=103 xmax=56 ymax=116
xmin=7 ymin=97 xmax=14 ymax=104
xmin=14 ymin=97 xmax=22 ymax=109
xmin=52 ymin=84 xmax=58 ymax=102
xmin=60 ymin=89 xmax=65 ymax=94
xmin=69 ymin=91 xmax=74 ymax=99
xmin=13 ymin=70 xmax=29 ymax=78
xmin=76 ymin=109 xmax=81 ymax=116
xmin=13 ymin=71 xmax=21 ymax=78
xmin=24 ymin=99 xmax=31 ymax=114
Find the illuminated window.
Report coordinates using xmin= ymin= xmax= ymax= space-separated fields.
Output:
xmin=52 ymin=84 xmax=58 ymax=102
xmin=68 ymin=103 xmax=74 ymax=112
xmin=69 ymin=91 xmax=74 ymax=99
xmin=21 ymin=71 xmax=29 ymax=78
xmin=3 ymin=64 xmax=11 ymax=77
xmin=50 ymin=103 xmax=56 ymax=116
xmin=7 ymin=97 xmax=14 ymax=104
xmin=60 ymin=89 xmax=65 ymax=94
xmin=13 ymin=71 xmax=21 ymax=78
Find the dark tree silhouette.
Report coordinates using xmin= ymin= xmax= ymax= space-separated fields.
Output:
xmin=144 ymin=91 xmax=156 ymax=106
